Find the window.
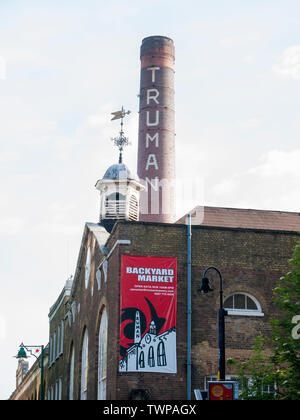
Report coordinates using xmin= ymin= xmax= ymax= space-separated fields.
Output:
xmin=157 ymin=341 xmax=167 ymax=366
xmin=58 ymin=378 xmax=62 ymax=400
xmin=54 ymin=381 xmax=58 ymax=400
xmin=49 ymin=336 xmax=53 ymax=365
xmin=96 ymin=266 xmax=102 ymax=290
xmin=60 ymin=320 xmax=64 ymax=354
xmin=97 ymin=309 xmax=107 ymax=400
xmin=71 ymin=301 xmax=76 ymax=323
xmin=53 ymin=332 xmax=56 ymax=361
xmin=105 ymin=193 xmax=126 ymax=218
xmin=85 ymin=247 xmax=91 ymax=288
xmin=139 ymin=351 xmax=145 ymax=368
xmin=148 ymin=346 xmax=155 ymax=368
xmin=224 ymin=293 xmax=263 ymax=316
xmin=106 ymin=192 xmax=125 ymax=201
xmin=80 ymin=329 xmax=88 ymax=400
xmin=56 ymin=326 xmax=60 ymax=358
xmin=69 ymin=344 xmax=75 ymax=400
xmin=103 ymin=260 xmax=108 ymax=282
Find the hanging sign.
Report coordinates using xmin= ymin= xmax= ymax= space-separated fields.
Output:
xmin=119 ymin=255 xmax=177 ymax=373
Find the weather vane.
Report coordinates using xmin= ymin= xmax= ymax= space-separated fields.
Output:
xmin=111 ymin=106 xmax=131 ymax=164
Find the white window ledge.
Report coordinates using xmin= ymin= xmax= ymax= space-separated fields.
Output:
xmin=226 ymin=309 xmax=264 ymax=317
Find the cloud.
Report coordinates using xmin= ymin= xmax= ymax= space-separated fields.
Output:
xmin=0 ymin=56 xmax=6 ymax=79
xmin=0 ymin=315 xmax=7 ymax=340
xmin=249 ymin=149 xmax=300 ymax=177
xmin=220 ymin=34 xmax=260 ymax=47
xmin=210 ymin=149 xmax=300 ymax=211
xmin=273 ymin=45 xmax=300 ymax=80
xmin=0 ymin=218 xmax=25 ymax=236
xmin=86 ymin=102 xmax=114 ymax=128
xmin=212 ymin=177 xmax=239 ymax=196
xmin=242 ymin=55 xmax=255 ymax=63
xmin=237 ymin=117 xmax=262 ymax=129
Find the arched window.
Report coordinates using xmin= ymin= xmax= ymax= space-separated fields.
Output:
xmin=148 ymin=346 xmax=155 ymax=368
xmin=157 ymin=341 xmax=167 ymax=366
xmin=80 ymin=329 xmax=89 ymax=400
xmin=97 ymin=309 xmax=107 ymax=400
xmin=85 ymin=247 xmax=91 ymax=288
xmin=69 ymin=344 xmax=75 ymax=400
xmin=58 ymin=378 xmax=62 ymax=400
xmin=224 ymin=293 xmax=264 ymax=316
xmin=53 ymin=332 xmax=56 ymax=362
xmin=96 ymin=266 xmax=102 ymax=290
xmin=57 ymin=326 xmax=60 ymax=358
xmin=60 ymin=320 xmax=64 ymax=354
xmin=105 ymin=193 xmax=126 ymax=217
xmin=49 ymin=336 xmax=53 ymax=365
xmin=139 ymin=351 xmax=145 ymax=368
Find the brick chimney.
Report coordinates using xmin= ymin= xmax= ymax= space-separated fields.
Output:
xmin=137 ymin=36 xmax=176 ymax=223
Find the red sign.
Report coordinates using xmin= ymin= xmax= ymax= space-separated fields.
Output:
xmin=119 ymin=255 xmax=177 ymax=373
xmin=209 ymin=382 xmax=234 ymax=400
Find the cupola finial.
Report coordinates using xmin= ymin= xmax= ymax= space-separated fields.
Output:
xmin=111 ymin=106 xmax=131 ymax=164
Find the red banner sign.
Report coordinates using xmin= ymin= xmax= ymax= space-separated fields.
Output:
xmin=119 ymin=255 xmax=177 ymax=373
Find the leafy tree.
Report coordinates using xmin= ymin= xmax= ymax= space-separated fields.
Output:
xmin=271 ymin=241 xmax=300 ymax=399
xmin=230 ymin=241 xmax=300 ymax=400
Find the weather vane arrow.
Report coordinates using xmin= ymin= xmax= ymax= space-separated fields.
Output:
xmin=111 ymin=106 xmax=131 ymax=121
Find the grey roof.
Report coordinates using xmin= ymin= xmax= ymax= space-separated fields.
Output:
xmin=102 ymin=163 xmax=138 ymax=181
xmin=176 ymin=206 xmax=300 ymax=232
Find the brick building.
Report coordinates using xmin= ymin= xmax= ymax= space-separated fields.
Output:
xmin=9 ymin=209 xmax=300 ymax=400
xmin=9 ymin=35 xmax=300 ymax=400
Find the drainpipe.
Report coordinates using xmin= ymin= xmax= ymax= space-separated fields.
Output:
xmin=40 ymin=345 xmax=44 ymax=400
xmin=187 ymin=213 xmax=192 ymax=400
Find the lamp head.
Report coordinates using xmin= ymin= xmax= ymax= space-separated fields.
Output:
xmin=16 ymin=346 xmax=27 ymax=359
xmin=199 ymin=277 xmax=214 ymax=294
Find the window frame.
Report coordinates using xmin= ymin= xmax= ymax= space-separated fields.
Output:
xmin=69 ymin=344 xmax=75 ymax=400
xmin=224 ymin=293 xmax=264 ymax=317
xmin=80 ymin=329 xmax=89 ymax=400
xmin=97 ymin=309 xmax=108 ymax=400
xmin=85 ymin=247 xmax=91 ymax=289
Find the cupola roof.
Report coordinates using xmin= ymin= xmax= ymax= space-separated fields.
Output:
xmin=102 ymin=163 xmax=138 ymax=181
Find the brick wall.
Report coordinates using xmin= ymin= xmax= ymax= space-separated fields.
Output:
xmin=10 ymin=220 xmax=299 ymax=400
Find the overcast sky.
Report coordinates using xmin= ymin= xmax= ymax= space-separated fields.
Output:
xmin=1 ymin=0 xmax=300 ymax=399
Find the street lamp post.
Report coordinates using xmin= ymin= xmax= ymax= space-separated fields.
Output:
xmin=199 ymin=266 xmax=227 ymax=381
xmin=16 ymin=343 xmax=45 ymax=400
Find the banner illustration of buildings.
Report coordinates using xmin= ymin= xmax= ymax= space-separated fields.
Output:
xmin=119 ymin=255 xmax=177 ymax=373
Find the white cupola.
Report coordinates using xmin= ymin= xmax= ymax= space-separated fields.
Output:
xmin=95 ymin=107 xmax=144 ymax=233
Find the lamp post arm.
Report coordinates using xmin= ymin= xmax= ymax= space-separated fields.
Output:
xmin=22 ymin=344 xmax=44 ymax=400
xmin=20 ymin=343 xmax=43 ymax=367
xmin=202 ymin=266 xmax=224 ymax=308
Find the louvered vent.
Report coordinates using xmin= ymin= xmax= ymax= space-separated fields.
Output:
xmin=128 ymin=195 xmax=138 ymax=221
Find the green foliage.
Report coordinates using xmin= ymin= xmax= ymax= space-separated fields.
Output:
xmin=234 ymin=336 xmax=278 ymax=400
xmin=270 ymin=241 xmax=300 ymax=400
xmin=232 ymin=241 xmax=300 ymax=400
